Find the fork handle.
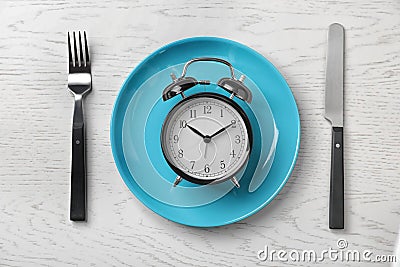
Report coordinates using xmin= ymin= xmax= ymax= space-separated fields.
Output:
xmin=70 ymin=96 xmax=86 ymax=221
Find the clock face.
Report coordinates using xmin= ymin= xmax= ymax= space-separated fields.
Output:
xmin=161 ymin=93 xmax=251 ymax=184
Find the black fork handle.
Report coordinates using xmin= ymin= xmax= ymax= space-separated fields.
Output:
xmin=70 ymin=96 xmax=86 ymax=221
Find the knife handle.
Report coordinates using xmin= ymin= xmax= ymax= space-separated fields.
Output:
xmin=70 ymin=98 xmax=86 ymax=221
xmin=329 ymin=127 xmax=344 ymax=229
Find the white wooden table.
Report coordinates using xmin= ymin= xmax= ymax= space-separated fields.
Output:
xmin=1 ymin=0 xmax=399 ymax=266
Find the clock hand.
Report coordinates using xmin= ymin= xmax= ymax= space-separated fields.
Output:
xmin=187 ymin=124 xmax=206 ymax=139
xmin=210 ymin=123 xmax=233 ymax=139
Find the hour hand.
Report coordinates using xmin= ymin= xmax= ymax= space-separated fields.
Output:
xmin=187 ymin=124 xmax=206 ymax=138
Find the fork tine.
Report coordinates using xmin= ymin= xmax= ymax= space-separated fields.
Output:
xmin=68 ymin=32 xmax=73 ymax=65
xmin=84 ymin=31 xmax=90 ymax=65
xmin=73 ymin=32 xmax=78 ymax=67
xmin=78 ymin=31 xmax=84 ymax=67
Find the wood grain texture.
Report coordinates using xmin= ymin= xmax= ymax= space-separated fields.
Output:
xmin=0 ymin=0 xmax=399 ymax=266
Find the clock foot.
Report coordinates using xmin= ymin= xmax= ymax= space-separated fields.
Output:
xmin=173 ymin=176 xmax=182 ymax=187
xmin=231 ymin=177 xmax=240 ymax=188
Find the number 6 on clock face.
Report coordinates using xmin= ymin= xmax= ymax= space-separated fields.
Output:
xmin=161 ymin=93 xmax=252 ymax=186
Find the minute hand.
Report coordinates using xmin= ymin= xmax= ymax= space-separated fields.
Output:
xmin=210 ymin=123 xmax=233 ymax=139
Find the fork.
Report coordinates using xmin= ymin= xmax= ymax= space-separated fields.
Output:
xmin=67 ymin=31 xmax=91 ymax=221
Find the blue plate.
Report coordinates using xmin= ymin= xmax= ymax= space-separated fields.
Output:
xmin=111 ymin=37 xmax=300 ymax=227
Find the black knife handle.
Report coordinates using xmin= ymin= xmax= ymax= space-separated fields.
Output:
xmin=329 ymin=127 xmax=344 ymax=229
xmin=70 ymin=98 xmax=86 ymax=221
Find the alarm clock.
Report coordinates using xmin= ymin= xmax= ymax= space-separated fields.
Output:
xmin=161 ymin=57 xmax=253 ymax=188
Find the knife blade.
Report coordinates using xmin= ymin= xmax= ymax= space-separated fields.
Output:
xmin=324 ymin=23 xmax=345 ymax=229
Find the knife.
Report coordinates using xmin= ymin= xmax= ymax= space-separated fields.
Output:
xmin=324 ymin=23 xmax=345 ymax=229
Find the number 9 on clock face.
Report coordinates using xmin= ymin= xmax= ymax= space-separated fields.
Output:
xmin=161 ymin=93 xmax=252 ymax=186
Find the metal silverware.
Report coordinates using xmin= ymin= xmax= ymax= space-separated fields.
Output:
xmin=324 ymin=23 xmax=344 ymax=229
xmin=67 ymin=31 xmax=91 ymax=221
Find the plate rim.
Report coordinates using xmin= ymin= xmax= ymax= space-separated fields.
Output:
xmin=110 ymin=36 xmax=301 ymax=227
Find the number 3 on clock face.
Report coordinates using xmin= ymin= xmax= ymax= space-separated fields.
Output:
xmin=161 ymin=93 xmax=252 ymax=186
